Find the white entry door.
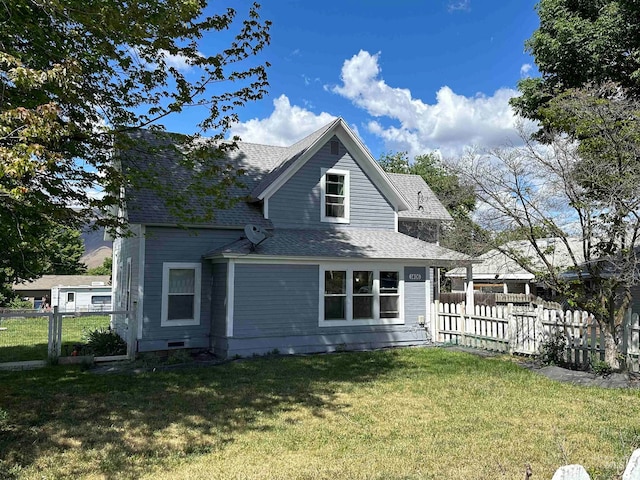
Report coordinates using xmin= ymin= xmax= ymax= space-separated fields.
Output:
xmin=65 ymin=292 xmax=76 ymax=312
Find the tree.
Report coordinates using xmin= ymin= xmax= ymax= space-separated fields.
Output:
xmin=1 ymin=1 xmax=271 ymax=285
xmin=451 ymin=111 xmax=640 ymax=370
xmin=379 ymin=151 xmax=484 ymax=255
xmin=503 ymin=0 xmax=640 ymax=370
xmin=43 ymin=226 xmax=87 ymax=275
xmin=0 ymin=222 xmax=87 ymax=305
xmin=87 ymin=257 xmax=113 ymax=276
xmin=511 ymin=0 xmax=640 ymax=125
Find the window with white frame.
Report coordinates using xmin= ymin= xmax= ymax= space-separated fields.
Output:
xmin=321 ymin=168 xmax=350 ymax=223
xmin=320 ymin=266 xmax=403 ymax=326
xmin=161 ymin=262 xmax=201 ymax=327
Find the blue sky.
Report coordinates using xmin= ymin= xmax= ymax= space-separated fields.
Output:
xmin=162 ymin=0 xmax=540 ymax=160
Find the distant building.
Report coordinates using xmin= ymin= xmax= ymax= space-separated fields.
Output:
xmin=13 ymin=275 xmax=111 ymax=311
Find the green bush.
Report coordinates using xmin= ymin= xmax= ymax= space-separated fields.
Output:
xmin=590 ymin=356 xmax=613 ymax=376
xmin=83 ymin=327 xmax=127 ymax=356
xmin=6 ymin=297 xmax=33 ymax=309
xmin=539 ymin=331 xmax=567 ymax=366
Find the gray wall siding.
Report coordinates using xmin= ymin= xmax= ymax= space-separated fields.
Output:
xmin=233 ymin=264 xmax=319 ymax=337
xmin=140 ymin=227 xmax=241 ymax=349
xmin=111 ymin=224 xmax=142 ymax=338
xmin=404 ymin=281 xmax=427 ymax=327
xmin=228 ymin=262 xmax=430 ymax=357
xmin=210 ymin=262 xmax=229 ymax=355
xmin=268 ymin=137 xmax=396 ymax=229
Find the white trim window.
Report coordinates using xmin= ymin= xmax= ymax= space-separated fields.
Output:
xmin=161 ymin=262 xmax=201 ymax=327
xmin=319 ymin=265 xmax=403 ymax=326
xmin=321 ymin=168 xmax=350 ymax=223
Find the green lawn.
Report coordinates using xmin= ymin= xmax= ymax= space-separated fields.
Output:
xmin=0 ymin=348 xmax=639 ymax=479
xmin=0 ymin=315 xmax=110 ymax=362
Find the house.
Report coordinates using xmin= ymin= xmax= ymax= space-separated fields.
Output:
xmin=112 ymin=118 xmax=473 ymax=358
xmin=13 ymin=275 xmax=111 ymax=310
xmin=446 ymin=238 xmax=584 ymax=297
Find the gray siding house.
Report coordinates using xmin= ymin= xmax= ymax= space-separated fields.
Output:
xmin=112 ymin=118 xmax=472 ymax=358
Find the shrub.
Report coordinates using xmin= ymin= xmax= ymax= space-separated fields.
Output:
xmin=6 ymin=297 xmax=33 ymax=309
xmin=539 ymin=331 xmax=567 ymax=366
xmin=590 ymin=356 xmax=613 ymax=376
xmin=83 ymin=327 xmax=127 ymax=356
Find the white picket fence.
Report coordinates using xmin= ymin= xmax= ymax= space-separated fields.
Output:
xmin=431 ymin=301 xmax=640 ymax=372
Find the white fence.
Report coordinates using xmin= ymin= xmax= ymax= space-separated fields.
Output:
xmin=431 ymin=301 xmax=640 ymax=372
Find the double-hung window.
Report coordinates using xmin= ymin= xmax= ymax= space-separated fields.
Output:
xmin=161 ymin=262 xmax=201 ymax=327
xmin=320 ymin=266 xmax=403 ymax=326
xmin=321 ymin=168 xmax=350 ymax=223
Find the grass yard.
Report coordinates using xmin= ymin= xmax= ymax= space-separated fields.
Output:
xmin=0 ymin=315 xmax=110 ymax=362
xmin=1 ymin=348 xmax=639 ymax=479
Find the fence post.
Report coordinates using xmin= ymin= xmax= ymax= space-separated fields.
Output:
xmin=459 ymin=302 xmax=466 ymax=346
xmin=507 ymin=303 xmax=516 ymax=354
xmin=432 ymin=300 xmax=440 ymax=344
xmin=47 ymin=306 xmax=62 ymax=360
xmin=127 ymin=301 xmax=138 ymax=360
xmin=622 ymin=308 xmax=632 ymax=370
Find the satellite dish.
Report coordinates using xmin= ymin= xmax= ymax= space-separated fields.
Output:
xmin=244 ymin=224 xmax=268 ymax=247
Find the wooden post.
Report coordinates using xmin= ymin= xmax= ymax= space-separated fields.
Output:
xmin=432 ymin=300 xmax=440 ymax=344
xmin=460 ymin=302 xmax=466 ymax=346
xmin=507 ymin=303 xmax=516 ymax=355
xmin=47 ymin=306 xmax=62 ymax=360
xmin=465 ymin=264 xmax=474 ymax=314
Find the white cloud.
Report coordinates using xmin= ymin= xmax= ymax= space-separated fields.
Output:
xmin=331 ymin=50 xmax=529 ymax=158
xmin=447 ymin=0 xmax=470 ymax=12
xmin=160 ymin=50 xmax=196 ymax=72
xmin=229 ymin=94 xmax=336 ymax=146
xmin=520 ymin=63 xmax=532 ymax=78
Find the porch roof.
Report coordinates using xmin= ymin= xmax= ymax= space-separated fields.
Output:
xmin=203 ymin=228 xmax=473 ymax=265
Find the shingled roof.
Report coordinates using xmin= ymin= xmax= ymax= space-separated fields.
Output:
xmin=123 ymin=120 xmax=450 ymax=227
xmin=204 ymin=228 xmax=471 ymax=264
xmin=386 ymin=173 xmax=452 ymax=222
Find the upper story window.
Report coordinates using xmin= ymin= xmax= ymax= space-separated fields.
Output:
xmin=321 ymin=168 xmax=350 ymax=223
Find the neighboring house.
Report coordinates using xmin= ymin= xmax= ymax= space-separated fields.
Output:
xmin=112 ymin=118 xmax=472 ymax=358
xmin=446 ymin=238 xmax=584 ymax=296
xmin=13 ymin=275 xmax=111 ymax=310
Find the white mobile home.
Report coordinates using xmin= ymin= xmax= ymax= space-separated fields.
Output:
xmin=51 ymin=282 xmax=112 ymax=312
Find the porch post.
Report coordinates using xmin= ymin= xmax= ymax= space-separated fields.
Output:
xmin=465 ymin=264 xmax=474 ymax=315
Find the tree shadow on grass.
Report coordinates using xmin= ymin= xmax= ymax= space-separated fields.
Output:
xmin=0 ymin=349 xmax=410 ymax=479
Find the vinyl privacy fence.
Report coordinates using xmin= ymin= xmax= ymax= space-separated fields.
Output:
xmin=431 ymin=301 xmax=640 ymax=372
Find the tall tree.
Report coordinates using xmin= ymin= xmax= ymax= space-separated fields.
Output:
xmin=511 ymin=0 xmax=640 ymax=125
xmin=1 ymin=223 xmax=87 ymax=305
xmin=1 ymin=1 xmax=271 ymax=285
xmin=503 ymin=0 xmax=640 ymax=370
xmin=379 ymin=151 xmax=484 ymax=255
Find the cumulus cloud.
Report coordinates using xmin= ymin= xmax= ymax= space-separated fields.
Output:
xmin=331 ymin=50 xmax=528 ymax=158
xmin=520 ymin=63 xmax=532 ymax=78
xmin=229 ymin=94 xmax=336 ymax=146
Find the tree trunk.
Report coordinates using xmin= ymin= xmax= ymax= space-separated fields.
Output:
xmin=602 ymin=327 xmax=620 ymax=371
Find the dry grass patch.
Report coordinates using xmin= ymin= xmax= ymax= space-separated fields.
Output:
xmin=0 ymin=348 xmax=639 ymax=479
